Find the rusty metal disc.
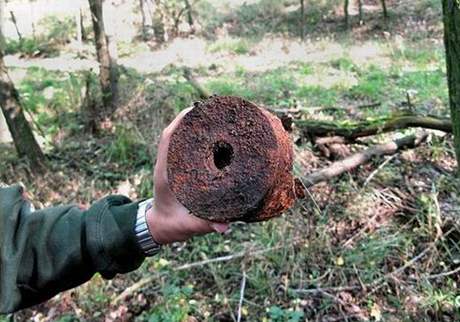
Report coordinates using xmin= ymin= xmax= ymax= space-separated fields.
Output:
xmin=167 ymin=96 xmax=295 ymax=222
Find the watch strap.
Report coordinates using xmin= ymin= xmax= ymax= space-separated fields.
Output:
xmin=135 ymin=198 xmax=161 ymax=257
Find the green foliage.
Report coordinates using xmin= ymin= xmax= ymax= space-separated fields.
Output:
xmin=17 ymin=67 xmax=86 ymax=141
xmin=342 ymin=231 xmax=406 ymax=282
xmin=145 ymin=285 xmax=194 ymax=322
xmin=207 ymin=37 xmax=252 ymax=55
xmin=349 ymin=65 xmax=387 ymax=100
xmin=55 ymin=315 xmax=79 ymax=322
xmin=5 ymin=37 xmax=59 ymax=57
xmin=267 ymin=306 xmax=304 ymax=322
xmin=105 ymin=126 xmax=149 ymax=166
xmin=5 ymin=14 xmax=75 ymax=57
xmin=38 ymin=15 xmax=76 ymax=46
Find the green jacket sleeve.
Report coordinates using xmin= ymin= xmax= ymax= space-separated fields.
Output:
xmin=0 ymin=184 xmax=146 ymax=313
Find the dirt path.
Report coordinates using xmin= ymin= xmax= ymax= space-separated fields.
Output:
xmin=5 ymin=36 xmax=390 ymax=81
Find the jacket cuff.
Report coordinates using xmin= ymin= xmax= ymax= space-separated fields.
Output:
xmin=85 ymin=196 xmax=145 ymax=278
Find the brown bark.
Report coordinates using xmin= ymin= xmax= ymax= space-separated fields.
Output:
xmin=0 ymin=16 xmax=45 ymax=171
xmin=151 ymin=0 xmax=165 ymax=43
xmin=303 ymin=134 xmax=427 ymax=188
xmin=300 ymin=0 xmax=305 ymax=40
xmin=80 ymin=8 xmax=87 ymax=42
xmin=344 ymin=0 xmax=349 ymax=28
xmin=442 ymin=0 xmax=460 ymax=175
xmin=139 ymin=0 xmax=148 ymax=40
xmin=296 ymin=113 xmax=452 ymax=140
xmin=88 ymin=0 xmax=119 ymax=112
xmin=184 ymin=0 xmax=194 ymax=31
xmin=358 ymin=0 xmax=363 ymax=24
xmin=9 ymin=10 xmax=22 ymax=41
xmin=380 ymin=0 xmax=388 ymax=20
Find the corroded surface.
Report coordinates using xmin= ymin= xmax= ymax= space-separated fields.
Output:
xmin=167 ymin=96 xmax=295 ymax=222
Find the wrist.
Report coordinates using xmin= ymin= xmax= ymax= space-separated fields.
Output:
xmin=134 ymin=199 xmax=161 ymax=256
xmin=146 ymin=206 xmax=170 ymax=245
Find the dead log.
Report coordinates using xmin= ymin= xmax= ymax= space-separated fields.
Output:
xmin=296 ymin=113 xmax=451 ymax=140
xmin=302 ymin=134 xmax=428 ymax=188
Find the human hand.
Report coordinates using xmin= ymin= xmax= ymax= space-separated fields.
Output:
xmin=146 ymin=107 xmax=229 ymax=245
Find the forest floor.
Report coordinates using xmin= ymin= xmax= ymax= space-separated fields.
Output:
xmin=1 ymin=0 xmax=460 ymax=321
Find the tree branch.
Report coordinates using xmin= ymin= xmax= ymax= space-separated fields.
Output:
xmin=296 ymin=113 xmax=452 ymax=140
xmin=302 ymin=133 xmax=428 ymax=188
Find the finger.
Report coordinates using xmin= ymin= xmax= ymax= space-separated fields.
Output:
xmin=209 ymin=222 xmax=230 ymax=233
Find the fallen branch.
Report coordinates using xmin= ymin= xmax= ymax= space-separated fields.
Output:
xmin=303 ymin=134 xmax=428 ymax=188
xmin=296 ymin=113 xmax=451 ymax=140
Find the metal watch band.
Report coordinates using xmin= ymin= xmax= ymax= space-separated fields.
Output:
xmin=135 ymin=198 xmax=161 ymax=257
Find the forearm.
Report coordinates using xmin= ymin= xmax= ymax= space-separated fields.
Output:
xmin=0 ymin=185 xmax=145 ymax=313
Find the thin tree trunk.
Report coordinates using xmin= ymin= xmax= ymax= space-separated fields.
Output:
xmin=0 ymin=9 xmax=45 ymax=171
xmin=28 ymin=0 xmax=37 ymax=41
xmin=88 ymin=0 xmax=119 ymax=113
xmin=80 ymin=8 xmax=87 ymax=42
xmin=380 ymin=0 xmax=388 ymax=20
xmin=9 ymin=10 xmax=22 ymax=41
xmin=151 ymin=0 xmax=165 ymax=43
xmin=0 ymin=0 xmax=4 ymax=39
xmin=184 ymin=0 xmax=194 ymax=31
xmin=75 ymin=8 xmax=82 ymax=49
xmin=358 ymin=0 xmax=363 ymax=24
xmin=139 ymin=0 xmax=148 ymax=40
xmin=300 ymin=0 xmax=305 ymax=40
xmin=344 ymin=0 xmax=349 ymax=29
xmin=442 ymin=0 xmax=460 ymax=175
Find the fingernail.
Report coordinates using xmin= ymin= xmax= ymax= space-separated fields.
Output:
xmin=210 ymin=223 xmax=229 ymax=233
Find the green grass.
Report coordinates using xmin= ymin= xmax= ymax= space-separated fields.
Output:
xmin=207 ymin=37 xmax=253 ymax=55
xmin=5 ymin=14 xmax=75 ymax=57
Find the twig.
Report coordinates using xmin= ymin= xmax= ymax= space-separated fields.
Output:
xmin=426 ymin=266 xmax=460 ymax=280
xmin=294 ymin=229 xmax=456 ymax=297
xmin=237 ymin=271 xmax=247 ymax=322
xmin=113 ymin=243 xmax=291 ymax=304
xmin=363 ymin=155 xmax=396 ymax=187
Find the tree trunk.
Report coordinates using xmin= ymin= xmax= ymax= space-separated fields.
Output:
xmin=80 ymin=8 xmax=87 ymax=42
xmin=139 ymin=0 xmax=148 ymax=40
xmin=184 ymin=0 xmax=194 ymax=32
xmin=358 ymin=0 xmax=363 ymax=24
xmin=75 ymin=8 xmax=82 ymax=50
xmin=151 ymin=0 xmax=166 ymax=43
xmin=300 ymin=0 xmax=305 ymax=40
xmin=380 ymin=0 xmax=388 ymax=20
xmin=442 ymin=0 xmax=460 ymax=175
xmin=9 ymin=10 xmax=22 ymax=41
xmin=0 ymin=8 xmax=45 ymax=171
xmin=88 ymin=0 xmax=119 ymax=113
xmin=344 ymin=0 xmax=349 ymax=29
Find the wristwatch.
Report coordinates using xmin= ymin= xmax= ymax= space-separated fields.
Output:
xmin=135 ymin=198 xmax=161 ymax=257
